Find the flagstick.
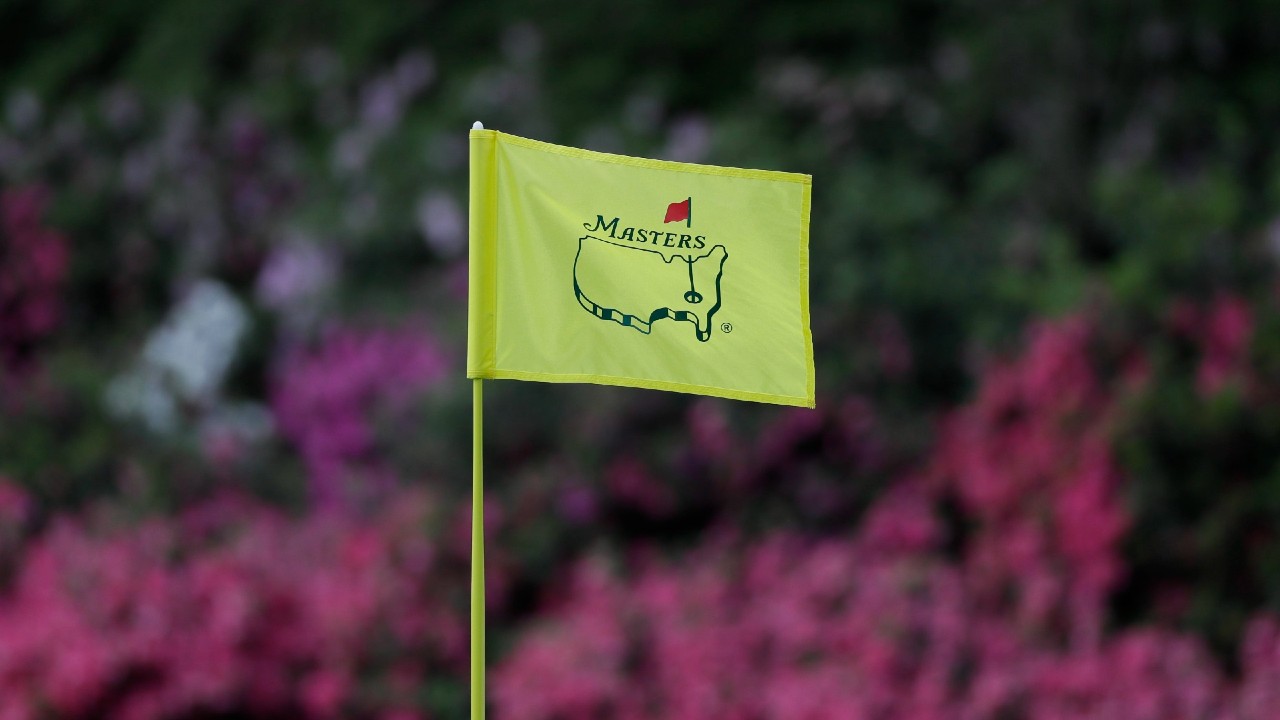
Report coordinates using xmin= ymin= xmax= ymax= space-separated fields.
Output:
xmin=471 ymin=377 xmax=485 ymax=719
xmin=470 ymin=119 xmax=486 ymax=720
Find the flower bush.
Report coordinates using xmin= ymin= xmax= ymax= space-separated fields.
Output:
xmin=0 ymin=186 xmax=68 ymax=375
xmin=0 ymin=484 xmax=461 ymax=720
xmin=494 ymin=534 xmax=1250 ymax=720
xmin=271 ymin=325 xmax=450 ymax=510
xmin=930 ymin=316 xmax=1130 ymax=643
xmin=493 ymin=316 xmax=1276 ymax=720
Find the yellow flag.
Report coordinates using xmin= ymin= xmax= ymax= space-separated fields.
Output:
xmin=467 ymin=129 xmax=814 ymax=407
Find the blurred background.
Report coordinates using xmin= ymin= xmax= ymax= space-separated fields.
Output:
xmin=3 ymin=0 xmax=1280 ymax=717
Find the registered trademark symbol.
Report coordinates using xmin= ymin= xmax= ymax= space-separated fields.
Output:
xmin=721 ymin=322 xmax=733 ymax=334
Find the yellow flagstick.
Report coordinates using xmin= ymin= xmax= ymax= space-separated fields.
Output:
xmin=470 ymin=120 xmax=486 ymax=720
xmin=471 ymin=377 xmax=485 ymax=719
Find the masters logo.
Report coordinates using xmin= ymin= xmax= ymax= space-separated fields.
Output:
xmin=573 ymin=198 xmax=728 ymax=342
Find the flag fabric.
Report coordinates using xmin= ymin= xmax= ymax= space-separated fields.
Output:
xmin=664 ymin=197 xmax=691 ymax=226
xmin=468 ymin=129 xmax=814 ymax=407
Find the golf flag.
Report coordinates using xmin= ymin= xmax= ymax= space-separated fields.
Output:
xmin=468 ymin=129 xmax=814 ymax=407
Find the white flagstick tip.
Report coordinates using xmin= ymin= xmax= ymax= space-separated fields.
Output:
xmin=472 ymin=121 xmax=484 ymax=130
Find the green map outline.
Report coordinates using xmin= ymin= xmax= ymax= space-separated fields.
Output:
xmin=572 ymin=234 xmax=728 ymax=342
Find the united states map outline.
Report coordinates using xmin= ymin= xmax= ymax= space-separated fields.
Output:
xmin=572 ymin=234 xmax=728 ymax=342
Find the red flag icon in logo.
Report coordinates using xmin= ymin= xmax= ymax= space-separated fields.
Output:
xmin=664 ymin=197 xmax=692 ymax=227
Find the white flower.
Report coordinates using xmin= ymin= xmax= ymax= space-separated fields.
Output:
xmin=142 ymin=280 xmax=248 ymax=401
xmin=106 ymin=280 xmax=249 ymax=434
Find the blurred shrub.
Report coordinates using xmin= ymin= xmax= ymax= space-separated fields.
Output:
xmin=2 ymin=0 xmax=1280 ymax=717
xmin=493 ymin=315 xmax=1278 ymax=719
xmin=0 ymin=186 xmax=68 ymax=374
xmin=271 ymin=324 xmax=450 ymax=510
xmin=0 ymin=481 xmax=465 ymax=720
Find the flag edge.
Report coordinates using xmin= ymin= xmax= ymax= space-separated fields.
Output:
xmin=466 ymin=368 xmax=815 ymax=408
xmin=470 ymin=129 xmax=811 ymax=186
xmin=799 ymin=178 xmax=815 ymax=408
